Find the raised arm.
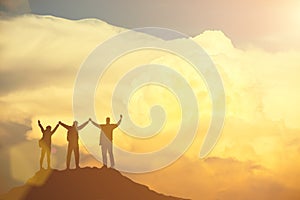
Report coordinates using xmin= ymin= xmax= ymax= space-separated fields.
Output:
xmin=59 ymin=121 xmax=71 ymax=130
xmin=116 ymin=114 xmax=123 ymax=126
xmin=38 ymin=120 xmax=45 ymax=132
xmin=51 ymin=123 xmax=60 ymax=134
xmin=89 ymin=118 xmax=101 ymax=128
xmin=78 ymin=120 xmax=89 ymax=130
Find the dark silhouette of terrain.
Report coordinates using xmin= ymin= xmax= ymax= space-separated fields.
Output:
xmin=0 ymin=167 xmax=188 ymax=200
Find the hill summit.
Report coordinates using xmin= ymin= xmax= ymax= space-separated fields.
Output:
xmin=0 ymin=167 xmax=188 ymax=200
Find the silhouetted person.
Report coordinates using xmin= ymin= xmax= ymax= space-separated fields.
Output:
xmin=90 ymin=115 xmax=122 ymax=168
xmin=59 ymin=120 xmax=89 ymax=169
xmin=38 ymin=120 xmax=59 ymax=170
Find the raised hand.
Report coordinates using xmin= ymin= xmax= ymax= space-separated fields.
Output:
xmin=38 ymin=120 xmax=44 ymax=131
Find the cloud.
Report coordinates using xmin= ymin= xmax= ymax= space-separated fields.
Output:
xmin=0 ymin=0 xmax=31 ymax=14
xmin=127 ymin=156 xmax=300 ymax=200
xmin=0 ymin=14 xmax=124 ymax=96
xmin=0 ymin=120 xmax=31 ymax=193
xmin=27 ymin=0 xmax=300 ymax=51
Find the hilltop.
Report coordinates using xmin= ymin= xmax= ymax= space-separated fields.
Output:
xmin=0 ymin=167 xmax=188 ymax=200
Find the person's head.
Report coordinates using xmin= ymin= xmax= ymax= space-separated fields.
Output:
xmin=73 ymin=121 xmax=78 ymax=127
xmin=106 ymin=117 xmax=110 ymax=124
xmin=46 ymin=126 xmax=51 ymax=131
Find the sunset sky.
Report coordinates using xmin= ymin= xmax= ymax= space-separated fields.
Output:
xmin=1 ymin=1 xmax=300 ymax=199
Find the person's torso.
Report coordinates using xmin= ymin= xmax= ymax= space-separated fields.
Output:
xmin=67 ymin=126 xmax=79 ymax=143
xmin=42 ymin=130 xmax=52 ymax=145
xmin=100 ymin=124 xmax=116 ymax=141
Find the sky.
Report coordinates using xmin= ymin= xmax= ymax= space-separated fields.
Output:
xmin=0 ymin=1 xmax=300 ymax=199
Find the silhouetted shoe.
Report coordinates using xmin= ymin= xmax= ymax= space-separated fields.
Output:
xmin=102 ymin=165 xmax=107 ymax=169
xmin=76 ymin=165 xmax=81 ymax=169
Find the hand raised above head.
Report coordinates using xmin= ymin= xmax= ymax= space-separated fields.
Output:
xmin=120 ymin=114 xmax=123 ymax=118
xmin=38 ymin=120 xmax=40 ymax=124
xmin=89 ymin=118 xmax=92 ymax=121
xmin=59 ymin=121 xmax=62 ymax=124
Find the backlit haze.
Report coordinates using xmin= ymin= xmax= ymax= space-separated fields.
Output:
xmin=0 ymin=1 xmax=300 ymax=199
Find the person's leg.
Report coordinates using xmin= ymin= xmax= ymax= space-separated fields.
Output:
xmin=74 ymin=144 xmax=80 ymax=168
xmin=46 ymin=147 xmax=51 ymax=169
xmin=101 ymin=145 xmax=108 ymax=167
xmin=66 ymin=144 xmax=72 ymax=169
xmin=108 ymin=143 xmax=115 ymax=168
xmin=40 ymin=148 xmax=46 ymax=169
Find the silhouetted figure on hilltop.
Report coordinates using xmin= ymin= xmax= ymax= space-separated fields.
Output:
xmin=90 ymin=115 xmax=122 ymax=168
xmin=59 ymin=120 xmax=89 ymax=169
xmin=38 ymin=120 xmax=59 ymax=170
